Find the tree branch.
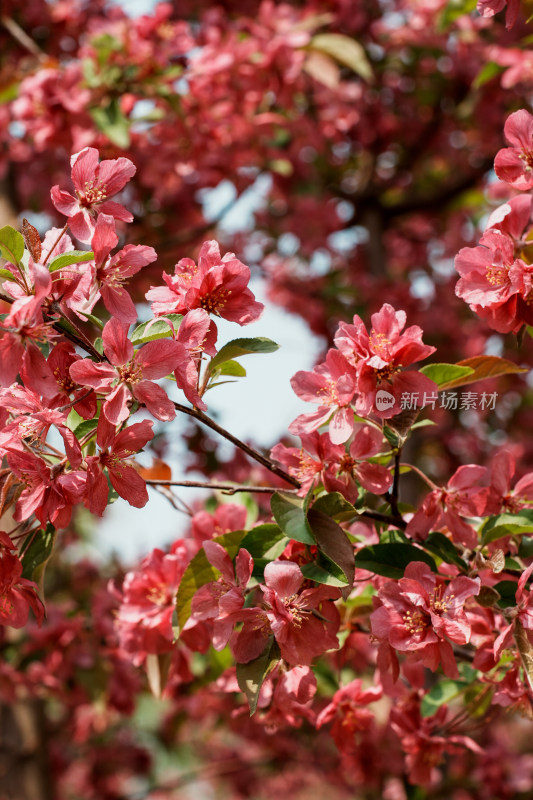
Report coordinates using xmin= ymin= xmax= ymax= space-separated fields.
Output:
xmin=173 ymin=401 xmax=300 ymax=488
xmin=145 ymin=479 xmax=297 ymax=495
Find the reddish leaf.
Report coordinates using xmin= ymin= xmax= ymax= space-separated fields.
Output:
xmin=438 ymin=355 xmax=527 ymax=390
xmin=21 ymin=218 xmax=42 ymax=263
xmin=137 ymin=459 xmax=172 ymax=481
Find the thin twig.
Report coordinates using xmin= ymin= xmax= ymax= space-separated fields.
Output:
xmin=387 ymin=448 xmax=402 ymax=519
xmin=42 ymin=223 xmax=68 ymax=266
xmin=173 ymin=401 xmax=300 ymax=488
xmin=145 ymin=479 xmax=297 ymax=495
xmin=1 ymin=15 xmax=47 ymax=60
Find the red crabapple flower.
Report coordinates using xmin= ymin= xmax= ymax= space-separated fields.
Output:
xmin=289 ymin=349 xmax=357 ymax=444
xmin=494 ymin=110 xmax=533 ymax=189
xmin=272 ymin=425 xmax=391 ymax=501
xmin=75 ymin=213 xmax=157 ymax=324
xmin=85 ymin=415 xmax=154 ymax=517
xmin=172 ymin=308 xmax=218 ymax=410
xmin=114 ymin=543 xmax=195 ymax=666
xmin=334 ymin=304 xmax=437 ymax=419
xmin=493 ymin=562 xmax=533 ymax=660
xmin=145 ymin=240 xmax=264 ymax=325
xmin=477 ymin=0 xmax=520 ymax=30
xmin=486 ymin=449 xmax=533 ymax=515
xmin=51 ymin=147 xmax=136 ymax=243
xmin=370 ymin=562 xmax=481 ymax=678
xmin=191 ymin=540 xmax=253 ymax=650
xmin=260 ymin=560 xmax=341 ymax=665
xmin=69 ymin=317 xmax=186 ymax=425
xmin=390 ymin=695 xmax=482 ymax=786
xmin=0 ymin=532 xmax=44 ymax=629
xmin=316 ymin=679 xmax=383 ymax=755
xmin=454 ymin=229 xmax=533 ymax=333
xmin=406 ymin=465 xmax=489 ymax=549
xmin=270 ymin=431 xmax=343 ymax=497
xmin=190 ymin=502 xmax=247 ymax=544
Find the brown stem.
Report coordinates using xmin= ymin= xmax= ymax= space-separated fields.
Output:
xmin=1 ymin=15 xmax=47 ymax=60
xmin=145 ymin=479 xmax=298 ymax=495
xmin=359 ymin=509 xmax=406 ymax=530
xmin=42 ymin=224 xmax=68 ymax=266
xmin=173 ymin=401 xmax=300 ymax=488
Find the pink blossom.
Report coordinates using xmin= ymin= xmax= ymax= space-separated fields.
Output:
xmin=74 ymin=213 xmax=157 ymax=323
xmin=406 ymin=465 xmax=490 ymax=548
xmin=477 ymin=0 xmax=520 ymax=29
xmin=371 ymin=562 xmax=480 ymax=678
xmin=0 ymin=534 xmax=44 ymax=629
xmin=146 ymin=240 xmax=264 ymax=325
xmin=289 ymin=349 xmax=357 ymax=444
xmin=114 ymin=541 xmax=195 ymax=666
xmin=69 ymin=318 xmax=186 ymax=424
xmin=85 ymin=415 xmax=154 ymax=516
xmin=316 ymin=679 xmax=382 ymax=754
xmin=191 ymin=540 xmax=253 ymax=650
xmin=51 ymin=147 xmax=136 ymax=243
xmin=172 ymin=308 xmax=217 ymax=410
xmin=260 ymin=560 xmax=341 ymax=665
xmin=494 ymin=110 xmax=533 ymax=190
xmin=190 ymin=503 xmax=247 ymax=544
xmin=334 ymin=304 xmax=437 ymax=419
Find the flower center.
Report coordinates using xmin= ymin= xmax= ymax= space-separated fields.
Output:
xmin=199 ymin=288 xmax=232 ymax=315
xmin=81 ymin=179 xmax=107 ymax=206
xmin=118 ymin=360 xmax=143 ymax=385
xmin=403 ymin=609 xmax=429 ymax=634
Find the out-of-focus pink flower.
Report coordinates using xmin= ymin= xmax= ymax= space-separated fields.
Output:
xmin=51 ymin=147 xmax=136 ymax=243
xmin=114 ymin=541 xmax=195 ymax=665
xmin=0 ymin=533 xmax=44 ymax=628
xmin=316 ymin=678 xmax=382 ymax=754
xmin=477 ymin=0 xmax=520 ymax=30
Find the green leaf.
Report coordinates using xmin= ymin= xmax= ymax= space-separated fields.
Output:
xmin=309 ymin=33 xmax=373 ymax=82
xmin=90 ymin=98 xmax=131 ymax=148
xmin=481 ymin=511 xmax=533 ymax=545
xmin=300 ymin=558 xmax=349 ymax=587
xmin=21 ymin=525 xmax=56 ymax=588
xmin=438 ymin=0 xmax=477 ymax=29
xmin=176 ymin=530 xmax=245 ymax=630
xmin=0 ymin=225 xmax=25 ymax=265
xmin=308 ymin=507 xmax=355 ymax=590
xmin=493 ymin=579 xmax=518 ymax=608
xmin=240 ymin=524 xmax=289 ymax=579
xmin=473 ymin=61 xmax=506 ymax=89
xmin=312 ymin=492 xmax=357 ymax=522
xmin=48 ymin=250 xmax=94 ymax=272
xmin=0 ymin=268 xmax=16 ymax=281
xmin=236 ymin=637 xmax=281 ymax=715
xmin=422 ymin=532 xmax=468 ymax=571
xmin=421 ymin=679 xmax=466 ymax=717
xmin=73 ymin=419 xmax=99 ymax=440
xmin=354 ymin=543 xmax=437 ymax=579
xmin=419 ymin=363 xmax=474 ymax=389
xmin=208 ymin=337 xmax=279 ymax=373
xmin=270 ymin=492 xmax=315 ymax=545
xmin=211 ymin=359 xmax=247 ymax=378
xmin=130 ymin=314 xmax=183 ymax=344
